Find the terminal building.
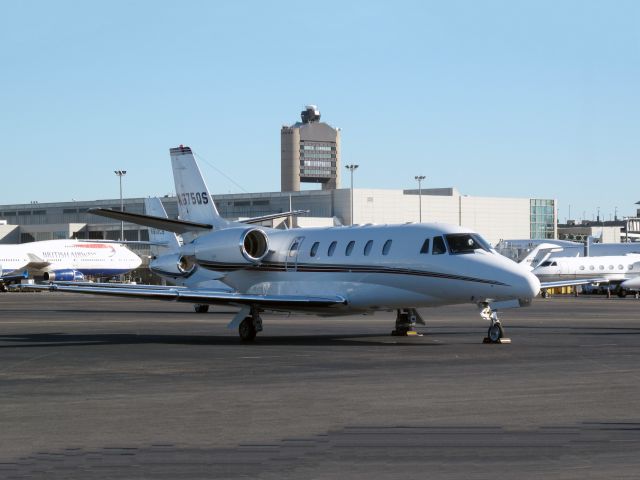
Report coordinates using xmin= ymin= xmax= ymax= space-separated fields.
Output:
xmin=0 ymin=188 xmax=556 ymax=250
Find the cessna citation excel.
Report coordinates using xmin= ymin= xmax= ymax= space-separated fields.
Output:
xmin=31 ymin=146 xmax=542 ymax=344
xmin=0 ymin=239 xmax=142 ymax=289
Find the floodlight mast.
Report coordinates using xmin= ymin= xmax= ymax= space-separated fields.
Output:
xmin=345 ymin=164 xmax=359 ymax=226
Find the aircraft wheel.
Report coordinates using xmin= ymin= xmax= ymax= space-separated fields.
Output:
xmin=194 ymin=304 xmax=209 ymax=313
xmin=487 ymin=323 xmax=504 ymax=343
xmin=239 ymin=317 xmax=257 ymax=342
xmin=541 ymin=290 xmax=549 ymax=298
xmin=617 ymin=289 xmax=627 ymax=298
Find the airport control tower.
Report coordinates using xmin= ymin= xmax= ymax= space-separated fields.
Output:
xmin=281 ymin=105 xmax=341 ymax=192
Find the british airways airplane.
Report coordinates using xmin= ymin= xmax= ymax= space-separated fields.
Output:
xmin=28 ymin=145 xmax=549 ymax=344
xmin=0 ymin=239 xmax=142 ymax=289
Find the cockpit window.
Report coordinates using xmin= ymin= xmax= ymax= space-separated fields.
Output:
xmin=432 ymin=236 xmax=447 ymax=255
xmin=445 ymin=234 xmax=491 ymax=254
xmin=539 ymin=260 xmax=558 ymax=267
xmin=420 ymin=238 xmax=430 ymax=254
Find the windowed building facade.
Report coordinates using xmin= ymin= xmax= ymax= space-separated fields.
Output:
xmin=281 ymin=105 xmax=341 ymax=191
xmin=0 ymin=188 xmax=556 ymax=251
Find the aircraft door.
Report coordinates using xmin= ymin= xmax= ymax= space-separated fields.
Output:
xmin=285 ymin=236 xmax=305 ymax=272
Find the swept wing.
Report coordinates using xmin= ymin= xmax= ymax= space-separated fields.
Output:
xmin=23 ymin=283 xmax=347 ymax=310
xmin=540 ymin=278 xmax=608 ymax=289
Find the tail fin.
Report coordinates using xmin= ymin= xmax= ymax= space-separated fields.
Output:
xmin=519 ymin=243 xmax=564 ymax=270
xmin=144 ymin=197 xmax=181 ymax=256
xmin=170 ymin=146 xmax=228 ymax=231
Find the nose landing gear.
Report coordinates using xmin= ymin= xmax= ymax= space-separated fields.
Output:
xmin=479 ymin=303 xmax=511 ymax=344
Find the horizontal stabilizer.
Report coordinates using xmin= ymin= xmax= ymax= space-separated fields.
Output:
xmin=89 ymin=208 xmax=212 ymax=234
xmin=243 ymin=210 xmax=310 ymax=225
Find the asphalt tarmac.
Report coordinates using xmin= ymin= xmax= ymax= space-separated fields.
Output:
xmin=1 ymin=292 xmax=640 ymax=479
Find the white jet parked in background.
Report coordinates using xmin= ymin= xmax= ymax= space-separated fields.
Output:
xmin=533 ymin=254 xmax=640 ymax=297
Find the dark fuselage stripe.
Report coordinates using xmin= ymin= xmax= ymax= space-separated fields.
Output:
xmin=195 ymin=261 xmax=508 ymax=286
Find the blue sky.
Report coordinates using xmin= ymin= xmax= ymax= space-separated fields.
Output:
xmin=1 ymin=0 xmax=638 ymax=222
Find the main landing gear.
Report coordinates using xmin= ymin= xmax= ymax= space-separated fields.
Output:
xmin=479 ymin=302 xmax=511 ymax=344
xmin=391 ymin=308 xmax=425 ymax=336
xmin=194 ymin=304 xmax=209 ymax=313
xmin=231 ymin=306 xmax=263 ymax=342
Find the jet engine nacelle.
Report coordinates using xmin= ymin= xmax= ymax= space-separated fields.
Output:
xmin=150 ymin=253 xmax=197 ymax=277
xmin=192 ymin=227 xmax=270 ymax=265
xmin=620 ymin=277 xmax=640 ymax=290
xmin=44 ymin=270 xmax=85 ymax=282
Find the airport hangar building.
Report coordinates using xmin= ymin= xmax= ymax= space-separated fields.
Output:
xmin=0 ymin=188 xmax=556 ymax=260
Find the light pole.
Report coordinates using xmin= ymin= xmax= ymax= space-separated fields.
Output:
xmin=415 ymin=175 xmax=426 ymax=222
xmin=114 ymin=170 xmax=127 ymax=241
xmin=345 ymin=164 xmax=359 ymax=226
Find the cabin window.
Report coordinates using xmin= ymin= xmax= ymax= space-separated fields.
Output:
xmin=618 ymin=264 xmax=624 ymax=270
xmin=432 ymin=236 xmax=447 ymax=255
xmin=310 ymin=242 xmax=320 ymax=257
xmin=289 ymin=241 xmax=299 ymax=257
xmin=420 ymin=238 xmax=430 ymax=254
xmin=630 ymin=265 xmax=634 ymax=270
xmin=608 ymin=265 xmax=614 ymax=270
xmin=382 ymin=239 xmax=392 ymax=255
xmin=599 ymin=265 xmax=604 ymax=270
xmin=364 ymin=240 xmax=373 ymax=256
xmin=445 ymin=233 xmax=490 ymax=254
xmin=345 ymin=241 xmax=355 ymax=256
xmin=589 ymin=265 xmax=595 ymax=270
xmin=328 ymin=241 xmax=337 ymax=256
xmin=579 ymin=265 xmax=585 ymax=270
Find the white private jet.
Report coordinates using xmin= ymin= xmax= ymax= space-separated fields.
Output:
xmin=533 ymin=254 xmax=640 ymax=297
xmin=29 ymin=145 xmax=548 ymax=343
xmin=0 ymin=239 xmax=142 ymax=289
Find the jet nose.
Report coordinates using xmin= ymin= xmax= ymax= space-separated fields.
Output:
xmin=517 ymin=270 xmax=541 ymax=300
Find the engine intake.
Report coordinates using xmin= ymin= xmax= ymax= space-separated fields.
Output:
xmin=149 ymin=253 xmax=196 ymax=277
xmin=241 ymin=229 xmax=269 ymax=262
xmin=193 ymin=227 xmax=270 ymax=266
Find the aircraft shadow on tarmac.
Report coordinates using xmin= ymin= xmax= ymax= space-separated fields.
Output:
xmin=0 ymin=332 xmax=451 ymax=348
xmin=3 ymin=325 xmax=640 ymax=349
xmin=1 ymin=309 xmax=241 ymax=316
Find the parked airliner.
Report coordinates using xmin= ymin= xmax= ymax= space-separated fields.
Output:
xmin=31 ymin=146 xmax=546 ymax=343
xmin=0 ymin=239 xmax=142 ymax=289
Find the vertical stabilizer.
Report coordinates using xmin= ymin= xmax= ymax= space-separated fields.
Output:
xmin=170 ymin=146 xmax=229 ymax=234
xmin=519 ymin=243 xmax=564 ymax=270
xmin=144 ymin=197 xmax=181 ymax=256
